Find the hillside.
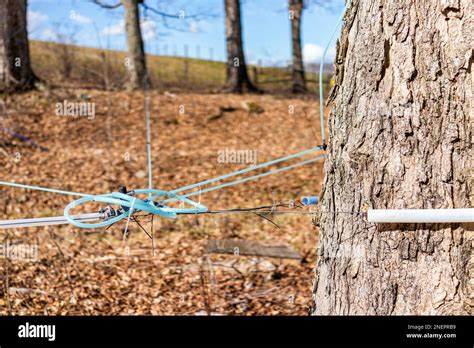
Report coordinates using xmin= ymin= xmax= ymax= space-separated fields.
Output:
xmin=29 ymin=40 xmax=329 ymax=93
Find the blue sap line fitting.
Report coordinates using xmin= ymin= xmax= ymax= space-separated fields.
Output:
xmin=302 ymin=196 xmax=319 ymax=206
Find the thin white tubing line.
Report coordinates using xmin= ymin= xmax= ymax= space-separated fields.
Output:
xmin=144 ymin=70 xmax=153 ymax=199
xmin=123 ymin=197 xmax=137 ymax=242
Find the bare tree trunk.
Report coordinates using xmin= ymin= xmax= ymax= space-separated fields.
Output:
xmin=312 ymin=0 xmax=473 ymax=315
xmin=224 ymin=0 xmax=257 ymax=93
xmin=122 ymin=0 xmax=148 ymax=90
xmin=0 ymin=0 xmax=38 ymax=92
xmin=289 ymin=0 xmax=306 ymax=93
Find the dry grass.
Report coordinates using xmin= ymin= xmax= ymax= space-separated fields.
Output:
xmin=29 ymin=40 xmax=328 ymax=93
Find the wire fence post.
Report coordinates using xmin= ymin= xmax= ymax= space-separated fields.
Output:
xmin=183 ymin=44 xmax=189 ymax=84
xmin=209 ymin=47 xmax=214 ymax=61
xmin=253 ymin=66 xmax=258 ymax=88
xmin=253 ymin=59 xmax=262 ymax=87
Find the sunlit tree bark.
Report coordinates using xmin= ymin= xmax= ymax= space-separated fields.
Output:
xmin=312 ymin=0 xmax=473 ymax=315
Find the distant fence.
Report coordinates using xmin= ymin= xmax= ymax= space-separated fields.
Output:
xmin=153 ymin=43 xmax=215 ymax=62
xmin=251 ymin=65 xmax=333 ymax=94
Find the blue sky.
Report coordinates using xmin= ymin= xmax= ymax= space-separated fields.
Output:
xmin=28 ymin=0 xmax=345 ymax=66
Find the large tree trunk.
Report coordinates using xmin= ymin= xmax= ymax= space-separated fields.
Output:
xmin=312 ymin=0 xmax=473 ymax=315
xmin=0 ymin=0 xmax=38 ymax=92
xmin=289 ymin=0 xmax=306 ymax=93
xmin=224 ymin=0 xmax=257 ymax=93
xmin=122 ymin=0 xmax=148 ymax=90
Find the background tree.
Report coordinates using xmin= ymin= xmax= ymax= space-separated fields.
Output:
xmin=288 ymin=0 xmax=333 ymax=94
xmin=93 ymin=0 xmax=211 ymax=90
xmin=122 ymin=0 xmax=147 ymax=90
xmin=312 ymin=0 xmax=472 ymax=315
xmin=0 ymin=0 xmax=39 ymax=92
xmin=289 ymin=0 xmax=305 ymax=93
xmin=224 ymin=0 xmax=257 ymax=93
xmin=93 ymin=0 xmax=146 ymax=90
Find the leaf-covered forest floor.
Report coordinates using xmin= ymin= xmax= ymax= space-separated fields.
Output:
xmin=0 ymin=89 xmax=326 ymax=315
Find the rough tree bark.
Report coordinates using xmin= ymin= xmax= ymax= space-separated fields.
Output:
xmin=224 ymin=0 xmax=257 ymax=93
xmin=289 ymin=0 xmax=306 ymax=93
xmin=0 ymin=0 xmax=38 ymax=92
xmin=312 ymin=0 xmax=473 ymax=315
xmin=122 ymin=0 xmax=148 ymax=90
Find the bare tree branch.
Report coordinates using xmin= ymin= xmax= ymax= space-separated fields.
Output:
xmin=91 ymin=0 xmax=122 ymax=9
xmin=141 ymin=2 xmax=183 ymax=19
xmin=141 ymin=1 xmax=217 ymax=21
xmin=303 ymin=0 xmax=339 ymax=12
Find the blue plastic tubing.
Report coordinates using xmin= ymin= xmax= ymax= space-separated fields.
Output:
xmin=160 ymin=146 xmax=324 ymax=204
xmin=165 ymin=155 xmax=326 ymax=201
xmin=0 ymin=148 xmax=326 ymax=228
xmin=64 ymin=189 xmax=208 ymax=229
